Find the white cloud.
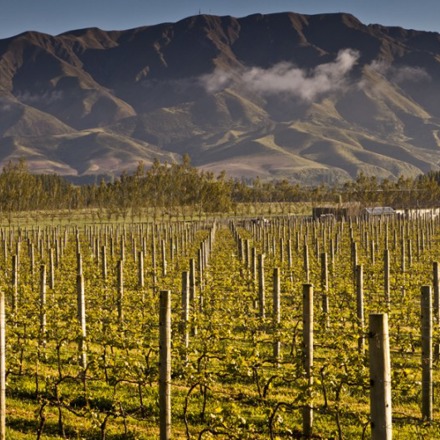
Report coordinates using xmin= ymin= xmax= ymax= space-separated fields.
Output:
xmin=367 ymin=60 xmax=431 ymax=83
xmin=392 ymin=66 xmax=431 ymax=83
xmin=0 ymin=98 xmax=13 ymax=112
xmin=201 ymin=49 xmax=360 ymax=101
xmin=17 ymin=90 xmax=64 ymax=105
xmin=201 ymin=69 xmax=234 ymax=94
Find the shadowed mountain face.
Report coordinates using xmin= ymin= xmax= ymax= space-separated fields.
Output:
xmin=2 ymin=12 xmax=440 ymax=183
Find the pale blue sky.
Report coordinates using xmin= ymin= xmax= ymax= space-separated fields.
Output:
xmin=1 ymin=0 xmax=439 ymax=39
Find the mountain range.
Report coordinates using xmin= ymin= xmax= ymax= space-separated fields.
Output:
xmin=2 ymin=12 xmax=440 ymax=184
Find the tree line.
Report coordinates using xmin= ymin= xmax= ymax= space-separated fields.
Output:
xmin=0 ymin=157 xmax=439 ymax=215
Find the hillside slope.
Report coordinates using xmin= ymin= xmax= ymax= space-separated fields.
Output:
xmin=2 ymin=12 xmax=440 ymax=182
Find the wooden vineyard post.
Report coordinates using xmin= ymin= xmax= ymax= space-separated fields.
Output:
xmin=152 ymin=240 xmax=157 ymax=292
xmin=251 ymin=247 xmax=257 ymax=289
xmin=434 ymin=262 xmax=439 ymax=324
xmin=351 ymin=241 xmax=358 ymax=276
xmin=303 ymin=244 xmax=310 ymax=283
xmin=314 ymin=237 xmax=319 ymax=260
xmin=416 ymin=231 xmax=421 ymax=260
xmin=189 ymin=258 xmax=196 ymax=306
xmin=434 ymin=262 xmax=440 ymax=360
xmin=368 ymin=313 xmax=392 ymax=440
xmin=407 ymin=239 xmax=412 ymax=269
xmin=302 ymin=283 xmax=313 ymax=438
xmin=117 ymin=260 xmax=124 ymax=324
xmin=189 ymin=258 xmax=197 ymax=336
xmin=400 ymin=239 xmax=406 ymax=273
xmin=356 ymin=265 xmax=365 ymax=353
xmin=161 ymin=239 xmax=167 ymax=277
xmin=370 ymin=240 xmax=375 ymax=265
xmin=258 ymin=254 xmax=265 ymax=318
xmin=384 ymin=249 xmax=390 ymax=308
xmin=320 ymin=252 xmax=329 ymax=328
xmin=49 ymin=248 xmax=55 ymax=290
xmin=0 ymin=287 xmax=5 ymax=440
xmin=12 ymin=254 xmax=18 ymax=316
xmin=197 ymin=248 xmax=204 ymax=311
xmin=120 ymin=237 xmax=125 ymax=262
xmin=39 ymin=264 xmax=47 ymax=350
xmin=29 ymin=243 xmax=35 ymax=280
xmin=15 ymin=240 xmax=20 ymax=272
xmin=181 ymin=271 xmax=189 ymax=355
xmin=329 ymin=238 xmax=335 ymax=273
xmin=77 ymin=252 xmax=82 ymax=277
xmin=273 ymin=267 xmax=280 ymax=361
xmin=159 ymin=290 xmax=171 ymax=440
xmin=138 ymin=250 xmax=144 ymax=289
xmin=169 ymin=237 xmax=174 ymax=264
xmin=132 ymin=237 xmax=137 ymax=263
xmin=110 ymin=236 xmax=114 ymax=258
xmin=238 ymin=238 xmax=243 ymax=263
xmin=101 ymin=246 xmax=107 ymax=281
xmin=384 ymin=224 xmax=389 ymax=250
xmin=287 ymin=239 xmax=292 ymax=271
xmin=421 ymin=285 xmax=433 ymax=421
xmin=76 ymin=272 xmax=87 ymax=370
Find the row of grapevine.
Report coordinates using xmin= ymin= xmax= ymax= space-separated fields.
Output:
xmin=0 ymin=214 xmax=439 ymax=438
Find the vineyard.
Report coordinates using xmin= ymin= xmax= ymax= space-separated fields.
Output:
xmin=0 ymin=212 xmax=440 ymax=439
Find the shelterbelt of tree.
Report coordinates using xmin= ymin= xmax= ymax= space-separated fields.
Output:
xmin=0 ymin=157 xmax=440 ymax=213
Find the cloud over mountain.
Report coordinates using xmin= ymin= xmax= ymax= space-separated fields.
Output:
xmin=366 ymin=59 xmax=431 ymax=83
xmin=201 ymin=49 xmax=359 ymax=101
xmin=17 ymin=90 xmax=64 ymax=105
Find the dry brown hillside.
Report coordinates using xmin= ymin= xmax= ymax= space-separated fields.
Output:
xmin=1 ymin=12 xmax=440 ymax=183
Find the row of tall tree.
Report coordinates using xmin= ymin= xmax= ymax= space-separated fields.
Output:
xmin=0 ymin=157 xmax=439 ymax=215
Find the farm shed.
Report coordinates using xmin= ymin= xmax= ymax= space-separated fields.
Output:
xmin=363 ymin=206 xmax=396 ymax=217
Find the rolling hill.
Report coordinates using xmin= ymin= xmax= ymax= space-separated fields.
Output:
xmin=2 ymin=12 xmax=440 ymax=183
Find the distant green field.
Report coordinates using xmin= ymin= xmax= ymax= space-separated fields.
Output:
xmin=0 ymin=202 xmax=314 ymax=226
